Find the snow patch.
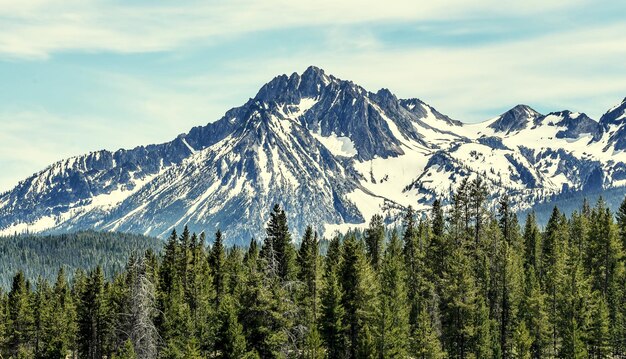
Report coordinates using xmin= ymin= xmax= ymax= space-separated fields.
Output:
xmin=311 ymin=131 xmax=357 ymax=157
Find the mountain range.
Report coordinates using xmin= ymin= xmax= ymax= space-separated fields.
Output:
xmin=2 ymin=66 xmax=626 ymax=244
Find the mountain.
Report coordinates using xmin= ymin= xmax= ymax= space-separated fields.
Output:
xmin=2 ymin=66 xmax=626 ymax=244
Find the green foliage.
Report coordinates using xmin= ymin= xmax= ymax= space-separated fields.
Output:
xmin=0 ymin=195 xmax=625 ymax=358
xmin=215 ymin=294 xmax=247 ymax=358
xmin=0 ymin=230 xmax=163 ymax=289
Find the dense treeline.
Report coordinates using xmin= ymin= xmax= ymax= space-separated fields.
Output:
xmin=0 ymin=231 xmax=163 ymax=289
xmin=1 ymin=178 xmax=626 ymax=358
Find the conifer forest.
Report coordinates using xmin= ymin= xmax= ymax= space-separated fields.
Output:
xmin=1 ymin=178 xmax=626 ymax=359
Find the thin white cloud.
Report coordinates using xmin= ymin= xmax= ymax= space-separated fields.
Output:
xmin=0 ymin=0 xmax=590 ymax=59
xmin=236 ymin=21 xmax=626 ymax=121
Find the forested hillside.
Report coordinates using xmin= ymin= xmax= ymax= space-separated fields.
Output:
xmin=0 ymin=231 xmax=163 ymax=289
xmin=1 ymin=178 xmax=625 ymax=358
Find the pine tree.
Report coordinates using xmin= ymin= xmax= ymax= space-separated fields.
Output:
xmin=469 ymin=176 xmax=488 ymax=245
xmin=77 ymin=266 xmax=110 ymax=359
xmin=50 ymin=267 xmax=77 ymax=358
xmin=541 ymin=206 xmax=567 ymax=356
xmin=413 ymin=305 xmax=445 ymax=359
xmin=31 ymin=277 xmax=49 ymax=358
xmin=523 ymin=212 xmax=541 ymax=272
xmin=210 ymin=229 xmax=226 ymax=308
xmin=439 ymin=239 xmax=478 ymax=358
xmin=319 ymin=236 xmax=345 ymax=358
xmin=340 ymin=234 xmax=378 ymax=358
xmin=520 ymin=267 xmax=549 ymax=359
xmin=431 ymin=199 xmax=445 ymax=238
xmin=179 ymin=226 xmax=192 ymax=295
xmin=376 ymin=230 xmax=411 ymax=358
xmin=7 ymin=271 xmax=33 ymax=358
xmin=427 ymin=199 xmax=450 ymax=288
xmin=402 ymin=206 xmax=431 ymax=333
xmin=586 ymin=198 xmax=625 ymax=352
xmin=0 ymin=288 xmax=7 ymax=357
xmin=238 ymin=267 xmax=288 ymax=358
xmin=557 ymin=236 xmax=590 ymax=359
xmin=261 ymin=204 xmax=296 ymax=282
xmin=473 ymin=296 xmax=495 ymax=359
xmin=512 ymin=320 xmax=532 ymax=359
xmin=297 ymin=226 xmax=321 ymax=357
xmin=616 ymin=196 xmax=626 ymax=253
xmin=112 ymin=339 xmax=137 ymax=359
xmin=160 ymin=229 xmax=180 ymax=296
xmin=364 ymin=214 xmax=385 ymax=271
xmin=586 ymin=199 xmax=621 ymax=298
xmin=586 ymin=292 xmax=610 ymax=358
xmin=215 ymin=294 xmax=247 ymax=358
xmin=159 ymin=277 xmax=194 ymax=359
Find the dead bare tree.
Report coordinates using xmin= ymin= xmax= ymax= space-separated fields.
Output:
xmin=127 ymin=256 xmax=161 ymax=359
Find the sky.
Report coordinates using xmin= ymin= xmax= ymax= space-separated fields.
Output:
xmin=1 ymin=0 xmax=626 ymax=192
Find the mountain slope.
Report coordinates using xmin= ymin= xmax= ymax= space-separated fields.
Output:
xmin=2 ymin=66 xmax=626 ymax=243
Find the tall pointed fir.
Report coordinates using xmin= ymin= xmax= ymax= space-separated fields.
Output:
xmin=297 ymin=226 xmax=323 ymax=358
xmin=261 ymin=204 xmax=296 ymax=282
xmin=210 ymin=229 xmax=227 ymax=309
xmin=7 ymin=271 xmax=33 ymax=358
xmin=617 ymin=196 xmax=626 ymax=253
xmin=215 ymin=294 xmax=247 ymax=358
xmin=340 ymin=233 xmax=379 ymax=358
xmin=364 ymin=214 xmax=385 ymax=272
xmin=540 ymin=206 xmax=567 ymax=356
xmin=557 ymin=228 xmax=591 ymax=359
xmin=77 ymin=266 xmax=111 ymax=359
xmin=523 ymin=212 xmax=541 ymax=272
xmin=376 ymin=229 xmax=411 ymax=358
xmin=586 ymin=198 xmax=624 ymax=352
xmin=402 ymin=206 xmax=431 ymax=335
xmin=320 ymin=236 xmax=345 ymax=358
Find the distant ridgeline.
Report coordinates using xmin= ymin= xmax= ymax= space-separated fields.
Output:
xmin=0 ymin=230 xmax=163 ymax=289
xmin=524 ymin=186 xmax=626 ymax=226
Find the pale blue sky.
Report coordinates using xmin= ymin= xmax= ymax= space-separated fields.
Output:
xmin=1 ymin=0 xmax=626 ymax=192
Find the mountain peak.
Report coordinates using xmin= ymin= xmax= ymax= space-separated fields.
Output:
xmin=600 ymin=97 xmax=626 ymax=130
xmin=255 ymin=66 xmax=332 ymax=103
xmin=302 ymin=65 xmax=326 ymax=78
xmin=488 ymin=104 xmax=541 ymax=133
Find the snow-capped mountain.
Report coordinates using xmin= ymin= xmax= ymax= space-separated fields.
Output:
xmin=2 ymin=66 xmax=626 ymax=243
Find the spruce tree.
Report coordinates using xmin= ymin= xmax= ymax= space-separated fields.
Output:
xmin=179 ymin=226 xmax=192 ymax=295
xmin=112 ymin=339 xmax=137 ymax=359
xmin=319 ymin=236 xmax=345 ymax=358
xmin=439 ymin=238 xmax=478 ymax=358
xmin=7 ymin=271 xmax=33 ymax=358
xmin=297 ymin=225 xmax=321 ymax=356
xmin=376 ymin=230 xmax=410 ymax=358
xmin=364 ymin=214 xmax=385 ymax=271
xmin=431 ymin=199 xmax=445 ymax=238
xmin=77 ymin=266 xmax=110 ymax=359
xmin=238 ymin=269 xmax=288 ymax=358
xmin=340 ymin=234 xmax=378 ymax=358
xmin=541 ymin=206 xmax=567 ymax=356
xmin=557 ymin=235 xmax=591 ymax=359
xmin=617 ymin=196 xmax=626 ymax=252
xmin=32 ymin=277 xmax=54 ymax=358
xmin=520 ymin=267 xmax=549 ymax=359
xmin=586 ymin=198 xmax=625 ymax=352
xmin=210 ymin=229 xmax=226 ymax=308
xmin=402 ymin=206 xmax=430 ymax=332
xmin=215 ymin=294 xmax=247 ymax=358
xmin=261 ymin=204 xmax=296 ymax=282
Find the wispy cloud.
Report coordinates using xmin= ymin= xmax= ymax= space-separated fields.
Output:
xmin=0 ymin=0 xmax=624 ymax=191
xmin=0 ymin=0 xmax=592 ymax=59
